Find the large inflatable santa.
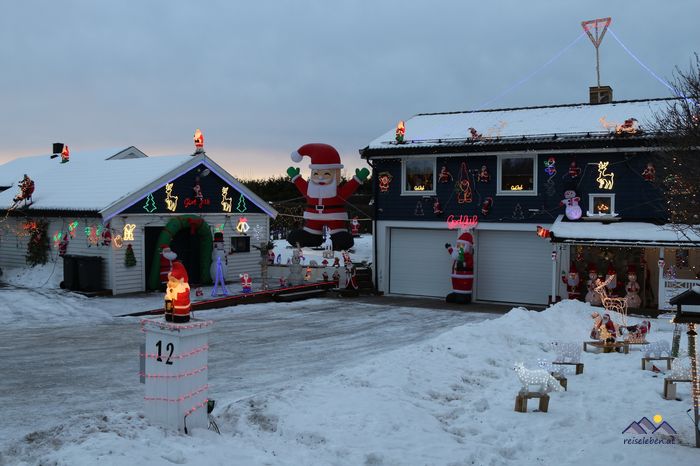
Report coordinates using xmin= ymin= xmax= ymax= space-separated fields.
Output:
xmin=286 ymin=143 xmax=370 ymax=251
xmin=444 ymin=231 xmax=474 ymax=304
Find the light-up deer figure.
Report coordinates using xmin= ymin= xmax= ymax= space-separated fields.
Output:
xmin=594 ymin=275 xmax=628 ymax=326
xmin=164 ymin=183 xmax=178 ymax=212
xmin=221 ymin=187 xmax=233 ymax=213
xmin=596 ymin=162 xmax=614 ymax=190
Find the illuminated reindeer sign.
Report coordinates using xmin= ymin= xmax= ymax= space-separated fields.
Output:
xmin=594 ymin=275 xmax=628 ymax=326
xmin=596 ymin=161 xmax=614 ymax=190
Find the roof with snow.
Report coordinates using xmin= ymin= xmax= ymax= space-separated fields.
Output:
xmin=361 ymin=98 xmax=676 ymax=156
xmin=550 ymin=215 xmax=700 ymax=247
xmin=0 ymin=147 xmax=278 ymax=219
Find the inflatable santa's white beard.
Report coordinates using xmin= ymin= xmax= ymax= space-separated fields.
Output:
xmin=307 ymin=176 xmax=338 ymax=199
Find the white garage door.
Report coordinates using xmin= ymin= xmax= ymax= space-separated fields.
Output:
xmin=389 ymin=228 xmax=455 ymax=297
xmin=475 ymin=230 xmax=551 ymax=304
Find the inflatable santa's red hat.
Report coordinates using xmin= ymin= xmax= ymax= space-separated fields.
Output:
xmin=170 ymin=261 xmax=188 ymax=283
xmin=291 ymin=143 xmax=344 ymax=169
xmin=457 ymin=231 xmax=473 ymax=245
xmin=627 ymin=265 xmax=637 ymax=275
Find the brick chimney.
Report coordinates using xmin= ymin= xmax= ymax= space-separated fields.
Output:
xmin=589 ymin=86 xmax=613 ymax=104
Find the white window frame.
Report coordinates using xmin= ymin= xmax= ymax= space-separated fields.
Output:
xmin=401 ymin=157 xmax=436 ymax=196
xmin=587 ymin=193 xmax=617 ymax=217
xmin=496 ymin=153 xmax=538 ymax=196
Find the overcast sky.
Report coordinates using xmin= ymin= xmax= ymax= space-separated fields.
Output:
xmin=0 ymin=1 xmax=697 ymax=179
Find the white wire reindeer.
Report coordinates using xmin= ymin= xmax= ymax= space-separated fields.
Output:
xmin=594 ymin=276 xmax=628 ymax=327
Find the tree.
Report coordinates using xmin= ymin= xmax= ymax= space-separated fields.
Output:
xmin=652 ymin=53 xmax=700 ymax=231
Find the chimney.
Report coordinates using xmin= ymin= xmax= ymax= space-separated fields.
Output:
xmin=589 ymin=86 xmax=613 ymax=104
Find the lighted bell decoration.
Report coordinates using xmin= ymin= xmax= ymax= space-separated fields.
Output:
xmin=194 ymin=128 xmax=204 ymax=150
xmin=395 ymin=120 xmax=405 ymax=143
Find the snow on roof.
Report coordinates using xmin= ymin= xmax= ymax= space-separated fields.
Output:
xmin=550 ymin=215 xmax=700 ymax=246
xmin=366 ymin=98 xmax=672 ymax=150
xmin=0 ymin=148 xmax=192 ymax=212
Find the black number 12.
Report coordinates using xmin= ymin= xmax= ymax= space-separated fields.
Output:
xmin=155 ymin=340 xmax=174 ymax=365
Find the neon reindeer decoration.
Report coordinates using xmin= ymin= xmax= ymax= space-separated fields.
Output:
xmin=594 ymin=275 xmax=628 ymax=326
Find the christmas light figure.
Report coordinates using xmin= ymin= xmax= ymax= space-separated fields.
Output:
xmin=85 ymin=225 xmax=102 ymax=246
xmin=544 ymin=157 xmax=556 ymax=177
xmin=211 ymin=257 xmax=230 ymax=297
xmin=239 ymin=273 xmax=252 ymax=293
xmin=568 ymin=160 xmax=581 ymax=179
xmin=642 ymin=162 xmax=656 ymax=182
xmin=378 ymin=172 xmax=393 ymax=192
xmin=477 ymin=165 xmax=490 ymax=183
xmin=193 ymin=128 xmax=204 ymax=152
xmin=123 ymin=223 xmax=136 ymax=241
xmin=438 ymin=166 xmax=453 ymax=183
xmin=481 ymin=197 xmax=493 ymax=216
xmin=236 ymin=194 xmax=247 ymax=213
xmin=210 ymin=232 xmax=227 ymax=288
xmin=125 ymin=244 xmax=137 ymax=267
xmin=11 ymin=174 xmax=34 ymax=208
xmin=221 ymin=187 xmax=233 ymax=213
xmin=414 ymin=200 xmax=424 ymax=216
xmin=512 ymin=203 xmax=524 ymax=220
xmin=455 ymin=161 xmax=472 ymax=203
xmin=165 ymin=183 xmax=178 ymax=212
xmin=433 ymin=198 xmax=443 ymax=216
xmin=395 ymin=120 xmax=405 ymax=143
xmin=596 ymin=161 xmax=615 ymax=190
xmin=236 ymin=217 xmax=250 ymax=234
xmin=113 ymin=234 xmax=123 ymax=249
xmin=143 ymin=193 xmax=157 ymax=213
xmin=513 ymin=362 xmax=563 ymax=394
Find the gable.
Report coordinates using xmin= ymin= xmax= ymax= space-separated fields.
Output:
xmin=120 ymin=164 xmax=265 ymax=216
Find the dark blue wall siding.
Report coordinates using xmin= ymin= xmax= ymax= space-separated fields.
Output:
xmin=372 ymin=152 xmax=665 ymax=223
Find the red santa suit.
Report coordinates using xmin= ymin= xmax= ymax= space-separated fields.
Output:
xmin=240 ymin=273 xmax=252 ymax=293
xmin=159 ymin=245 xmax=177 ymax=289
xmin=562 ymin=263 xmax=581 ymax=300
xmin=445 ymin=231 xmax=474 ymax=304
xmin=289 ymin=144 xmax=363 ymax=244
xmin=167 ymin=261 xmax=191 ymax=324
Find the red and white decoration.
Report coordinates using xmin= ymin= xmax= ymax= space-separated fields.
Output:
xmin=444 ymin=229 xmax=475 ymax=304
xmin=240 ymin=273 xmax=252 ymax=293
xmin=561 ymin=263 xmax=581 ymax=300
xmin=165 ymin=261 xmax=191 ymax=324
xmin=625 ymin=265 xmax=642 ymax=308
xmin=142 ymin=318 xmax=212 ymax=432
xmin=561 ymin=190 xmax=582 ymax=221
xmin=159 ymin=245 xmax=178 ymax=289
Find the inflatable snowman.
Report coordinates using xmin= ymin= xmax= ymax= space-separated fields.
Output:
xmin=560 ymin=189 xmax=582 ymax=221
xmin=210 ymin=232 xmax=228 ymax=283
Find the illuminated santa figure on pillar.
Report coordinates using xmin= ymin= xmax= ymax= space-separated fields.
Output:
xmin=286 ymin=143 xmax=370 ymax=251
xmin=562 ymin=262 xmax=581 ymax=300
xmin=444 ymin=231 xmax=475 ymax=304
xmin=165 ymin=261 xmax=191 ymax=323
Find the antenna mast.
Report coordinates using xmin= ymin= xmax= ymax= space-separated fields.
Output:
xmin=581 ymin=17 xmax=612 ymax=87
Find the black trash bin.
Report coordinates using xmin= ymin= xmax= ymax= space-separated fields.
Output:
xmin=78 ymin=256 xmax=103 ymax=291
xmin=62 ymin=255 xmax=79 ymax=290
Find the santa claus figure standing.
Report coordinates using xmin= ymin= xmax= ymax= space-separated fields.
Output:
xmin=585 ymin=263 xmax=602 ymax=306
xmin=286 ymin=143 xmax=370 ymax=251
xmin=159 ymin=245 xmax=178 ymax=291
xmin=165 ymin=261 xmax=191 ymax=323
xmin=444 ymin=231 xmax=474 ymax=304
xmin=240 ymin=273 xmax=252 ymax=293
xmin=561 ymin=263 xmax=581 ymax=300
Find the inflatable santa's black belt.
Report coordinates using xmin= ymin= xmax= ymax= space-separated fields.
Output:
xmin=307 ymin=204 xmax=345 ymax=211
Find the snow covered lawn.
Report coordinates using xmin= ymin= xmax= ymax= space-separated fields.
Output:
xmin=1 ymin=274 xmax=698 ymax=464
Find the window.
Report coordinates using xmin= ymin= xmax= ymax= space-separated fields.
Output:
xmin=402 ymin=158 xmax=435 ymax=194
xmin=498 ymin=155 xmax=537 ymax=195
xmin=230 ymin=235 xmax=250 ymax=253
xmin=587 ymin=194 xmax=617 ymax=217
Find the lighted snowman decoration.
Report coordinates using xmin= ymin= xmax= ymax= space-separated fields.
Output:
xmin=210 ymin=232 xmax=228 ymax=283
xmin=560 ymin=189 xmax=582 ymax=221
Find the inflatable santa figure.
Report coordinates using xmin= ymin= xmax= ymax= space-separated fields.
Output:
xmin=165 ymin=261 xmax=191 ymax=323
xmin=444 ymin=231 xmax=474 ymax=304
xmin=210 ymin=232 xmax=228 ymax=283
xmin=286 ymin=143 xmax=370 ymax=251
xmin=240 ymin=273 xmax=252 ymax=293
xmin=584 ymin=263 xmax=602 ymax=306
xmin=625 ymin=265 xmax=642 ymax=308
xmin=159 ymin=245 xmax=178 ymax=290
xmin=561 ymin=263 xmax=581 ymax=300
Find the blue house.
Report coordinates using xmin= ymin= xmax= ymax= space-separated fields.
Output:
xmin=360 ymin=97 xmax=700 ymax=308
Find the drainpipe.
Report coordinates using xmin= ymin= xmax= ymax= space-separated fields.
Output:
xmin=365 ymin=157 xmax=379 ymax=295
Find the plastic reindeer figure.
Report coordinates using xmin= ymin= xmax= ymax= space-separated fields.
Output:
xmin=594 ymin=276 xmax=628 ymax=327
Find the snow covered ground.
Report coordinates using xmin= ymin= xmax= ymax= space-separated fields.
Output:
xmin=1 ymin=258 xmax=699 ymax=464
